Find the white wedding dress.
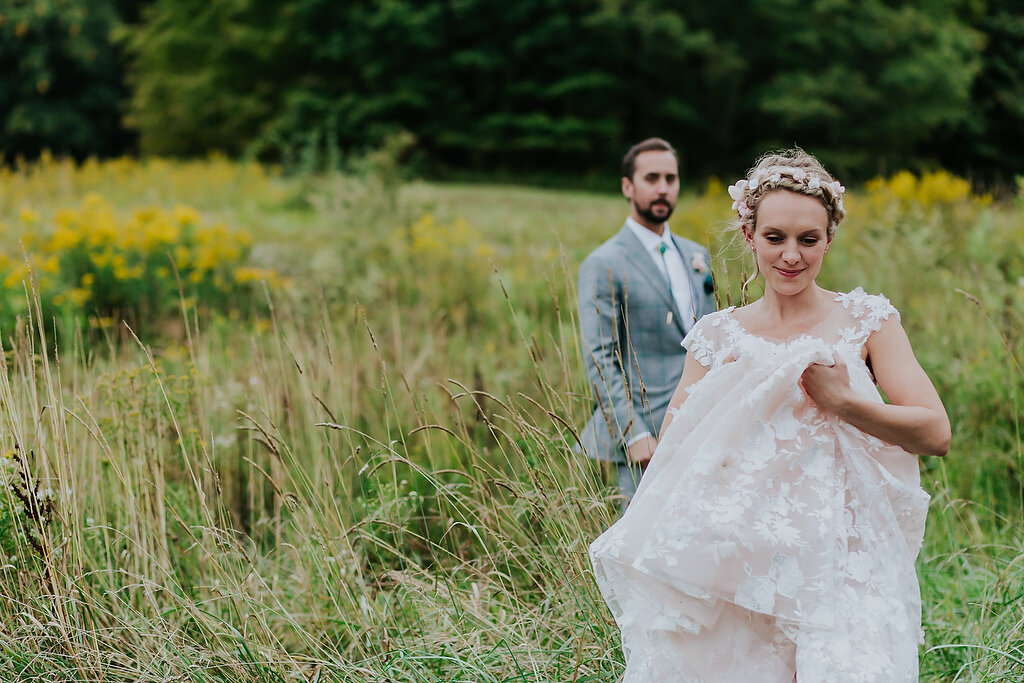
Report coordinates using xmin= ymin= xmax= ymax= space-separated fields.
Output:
xmin=589 ymin=289 xmax=930 ymax=682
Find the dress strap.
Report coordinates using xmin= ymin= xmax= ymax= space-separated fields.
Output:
xmin=682 ymin=308 xmax=735 ymax=368
xmin=835 ymin=288 xmax=900 ymax=344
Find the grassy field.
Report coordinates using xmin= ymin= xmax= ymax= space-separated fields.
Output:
xmin=0 ymin=157 xmax=1020 ymax=681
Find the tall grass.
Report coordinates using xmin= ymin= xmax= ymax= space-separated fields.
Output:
xmin=0 ymin=159 xmax=1020 ymax=681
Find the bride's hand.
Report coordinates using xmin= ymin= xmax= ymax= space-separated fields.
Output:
xmin=799 ymin=354 xmax=854 ymax=415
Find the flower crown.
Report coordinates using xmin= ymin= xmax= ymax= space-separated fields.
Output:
xmin=728 ymin=166 xmax=845 ymax=219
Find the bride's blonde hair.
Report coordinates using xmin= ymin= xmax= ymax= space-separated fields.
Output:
xmin=728 ymin=149 xmax=846 ymax=239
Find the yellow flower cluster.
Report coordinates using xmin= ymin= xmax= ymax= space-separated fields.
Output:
xmin=835 ymin=169 xmax=993 ymax=245
xmin=0 ymin=152 xmax=281 ymax=219
xmin=400 ymin=213 xmax=496 ymax=326
xmin=408 ymin=213 xmax=473 ymax=255
xmin=862 ymin=170 xmax=991 ymax=210
xmin=407 ymin=212 xmax=500 ymax=263
xmin=685 ymin=167 xmax=992 ymax=235
xmin=688 ymin=170 xmax=988 ymax=229
xmin=0 ymin=193 xmax=285 ymax=330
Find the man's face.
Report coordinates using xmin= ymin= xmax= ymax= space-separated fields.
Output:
xmin=622 ymin=150 xmax=679 ymax=230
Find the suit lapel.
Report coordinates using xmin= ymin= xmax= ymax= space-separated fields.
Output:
xmin=617 ymin=225 xmax=688 ymax=337
xmin=616 ymin=225 xmax=675 ymax=310
xmin=673 ymin=235 xmax=708 ymax=322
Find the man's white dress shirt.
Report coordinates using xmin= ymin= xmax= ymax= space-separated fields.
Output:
xmin=626 ymin=218 xmax=695 ymax=332
xmin=623 ymin=217 xmax=696 ymax=449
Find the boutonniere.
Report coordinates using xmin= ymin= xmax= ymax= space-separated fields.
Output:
xmin=691 ymin=253 xmax=715 ymax=294
xmin=691 ymin=253 xmax=708 ymax=274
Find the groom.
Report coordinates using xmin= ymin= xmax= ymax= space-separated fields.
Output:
xmin=577 ymin=138 xmax=716 ymax=505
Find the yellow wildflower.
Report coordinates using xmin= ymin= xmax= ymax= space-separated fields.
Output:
xmin=19 ymin=207 xmax=40 ymax=225
xmin=90 ymin=250 xmax=111 ymax=268
xmin=133 ymin=206 xmax=161 ymax=225
xmin=69 ymin=289 xmax=90 ymax=307
xmin=233 ymin=266 xmax=269 ymax=284
xmin=40 ymin=255 xmax=60 ymax=274
xmin=916 ymin=170 xmax=970 ymax=207
xmin=172 ymin=245 xmax=191 ymax=268
xmin=172 ymin=205 xmax=202 ymax=226
xmin=49 ymin=225 xmax=82 ymax=251
xmin=888 ymin=171 xmax=917 ymax=202
xmin=3 ymin=265 xmax=28 ymax=289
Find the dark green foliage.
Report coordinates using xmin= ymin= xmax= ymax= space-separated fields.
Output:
xmin=124 ymin=0 xmax=293 ymax=156
xmin=122 ymin=0 xmax=1007 ymax=180
xmin=937 ymin=0 xmax=1024 ymax=184
xmin=5 ymin=0 xmax=1024 ymax=183
xmin=742 ymin=0 xmax=983 ymax=178
xmin=0 ymin=0 xmax=132 ymax=159
xmin=125 ymin=0 xmax=635 ymax=173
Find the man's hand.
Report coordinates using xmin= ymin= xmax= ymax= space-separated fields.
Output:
xmin=626 ymin=435 xmax=659 ymax=468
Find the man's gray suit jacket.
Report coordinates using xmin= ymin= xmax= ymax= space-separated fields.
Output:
xmin=577 ymin=223 xmax=717 ymax=464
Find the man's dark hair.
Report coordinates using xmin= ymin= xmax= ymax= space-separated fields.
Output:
xmin=621 ymin=138 xmax=678 ymax=181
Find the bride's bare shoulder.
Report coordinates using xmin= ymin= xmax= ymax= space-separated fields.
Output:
xmin=728 ymin=299 xmax=763 ymax=325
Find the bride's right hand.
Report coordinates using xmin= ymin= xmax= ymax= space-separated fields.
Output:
xmin=799 ymin=353 xmax=853 ymax=415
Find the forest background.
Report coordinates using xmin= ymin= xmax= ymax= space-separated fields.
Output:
xmin=0 ymin=0 xmax=1023 ymax=681
xmin=3 ymin=0 xmax=1024 ymax=185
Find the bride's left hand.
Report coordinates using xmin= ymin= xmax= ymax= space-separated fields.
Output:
xmin=799 ymin=354 xmax=854 ymax=415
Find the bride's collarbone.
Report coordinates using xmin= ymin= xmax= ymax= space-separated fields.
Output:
xmin=731 ymin=300 xmax=840 ymax=340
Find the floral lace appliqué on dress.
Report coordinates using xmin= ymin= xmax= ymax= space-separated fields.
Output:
xmin=589 ymin=289 xmax=929 ymax=682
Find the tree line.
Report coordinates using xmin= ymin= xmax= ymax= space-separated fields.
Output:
xmin=2 ymin=0 xmax=1022 ymax=184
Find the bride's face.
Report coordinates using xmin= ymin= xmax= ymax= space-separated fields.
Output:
xmin=746 ymin=190 xmax=831 ymax=295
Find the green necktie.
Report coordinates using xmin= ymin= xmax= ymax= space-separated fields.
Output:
xmin=659 ymin=243 xmax=673 ymax=297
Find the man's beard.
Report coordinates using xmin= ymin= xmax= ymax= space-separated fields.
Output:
xmin=635 ymin=199 xmax=675 ymax=225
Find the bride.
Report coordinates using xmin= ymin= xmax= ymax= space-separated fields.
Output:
xmin=589 ymin=149 xmax=950 ymax=682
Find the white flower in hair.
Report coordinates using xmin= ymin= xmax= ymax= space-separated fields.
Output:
xmin=727 ymin=179 xmax=748 ymax=201
xmin=726 ymin=165 xmax=844 ymax=220
xmin=728 ymin=180 xmax=750 ymax=213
